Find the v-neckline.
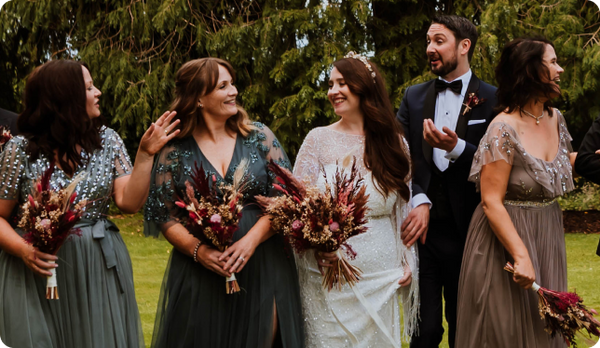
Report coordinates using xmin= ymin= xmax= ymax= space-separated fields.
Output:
xmin=194 ymin=134 xmax=239 ymax=180
xmin=49 ymin=149 xmax=89 ymax=180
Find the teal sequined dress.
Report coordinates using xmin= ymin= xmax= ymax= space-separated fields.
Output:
xmin=0 ymin=127 xmax=143 ymax=348
xmin=144 ymin=123 xmax=304 ymax=348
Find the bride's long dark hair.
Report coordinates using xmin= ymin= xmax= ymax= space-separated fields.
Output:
xmin=332 ymin=58 xmax=411 ymax=201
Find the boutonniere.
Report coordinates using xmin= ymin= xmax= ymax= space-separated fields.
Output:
xmin=462 ymin=90 xmax=487 ymax=116
xmin=0 ymin=125 xmax=12 ymax=151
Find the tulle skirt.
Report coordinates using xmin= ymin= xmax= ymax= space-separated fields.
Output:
xmin=0 ymin=219 xmax=143 ymax=348
xmin=456 ymin=202 xmax=567 ymax=348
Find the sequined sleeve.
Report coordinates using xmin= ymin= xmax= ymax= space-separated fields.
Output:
xmin=107 ymin=128 xmax=133 ymax=178
xmin=292 ymin=129 xmax=321 ymax=186
xmin=256 ymin=124 xmax=292 ymax=197
xmin=0 ymin=136 xmax=27 ymax=200
xmin=143 ymin=142 xmax=180 ymax=237
xmin=556 ymin=109 xmax=573 ymax=153
xmin=469 ymin=122 xmax=517 ymax=189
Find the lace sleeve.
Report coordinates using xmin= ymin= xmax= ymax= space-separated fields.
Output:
xmin=391 ymin=135 xmax=419 ymax=340
xmin=258 ymin=124 xmax=292 ymax=197
xmin=468 ymin=122 xmax=517 ymax=190
xmin=293 ymin=129 xmax=321 ymax=186
xmin=143 ymin=142 xmax=181 ymax=238
xmin=107 ymin=128 xmax=133 ymax=178
xmin=0 ymin=136 xmax=27 ymax=200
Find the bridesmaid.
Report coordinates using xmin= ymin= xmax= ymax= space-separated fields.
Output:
xmin=0 ymin=59 xmax=179 ymax=347
xmin=455 ymin=37 xmax=573 ymax=348
xmin=144 ymin=57 xmax=304 ymax=348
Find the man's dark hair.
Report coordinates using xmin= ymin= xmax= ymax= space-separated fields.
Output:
xmin=432 ymin=15 xmax=478 ymax=62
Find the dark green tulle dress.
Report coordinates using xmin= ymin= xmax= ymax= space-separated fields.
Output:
xmin=144 ymin=122 xmax=305 ymax=348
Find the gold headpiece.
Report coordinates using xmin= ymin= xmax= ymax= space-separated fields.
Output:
xmin=344 ymin=51 xmax=376 ymax=80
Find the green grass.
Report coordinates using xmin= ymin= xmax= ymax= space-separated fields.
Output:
xmin=117 ymin=214 xmax=600 ymax=348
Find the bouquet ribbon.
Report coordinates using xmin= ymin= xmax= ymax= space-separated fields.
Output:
xmin=324 ymin=250 xmax=400 ymax=348
xmin=78 ymin=218 xmax=125 ymax=293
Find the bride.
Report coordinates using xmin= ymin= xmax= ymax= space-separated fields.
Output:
xmin=293 ymin=52 xmax=419 ymax=348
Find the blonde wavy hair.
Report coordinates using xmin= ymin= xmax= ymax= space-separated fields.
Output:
xmin=171 ymin=58 xmax=254 ymax=138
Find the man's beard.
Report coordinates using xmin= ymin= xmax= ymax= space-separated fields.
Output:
xmin=431 ymin=54 xmax=458 ymax=77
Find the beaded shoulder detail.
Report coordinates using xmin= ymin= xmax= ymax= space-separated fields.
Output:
xmin=468 ymin=109 xmax=574 ymax=199
xmin=0 ymin=127 xmax=133 ymax=220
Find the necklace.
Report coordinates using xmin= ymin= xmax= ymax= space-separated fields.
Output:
xmin=521 ymin=108 xmax=544 ymax=125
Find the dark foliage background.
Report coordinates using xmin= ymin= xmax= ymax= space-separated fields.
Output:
xmin=1 ymin=0 xmax=599 ymax=160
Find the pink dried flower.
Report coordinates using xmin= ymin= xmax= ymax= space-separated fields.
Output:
xmin=39 ymin=218 xmax=51 ymax=229
xmin=292 ymin=220 xmax=304 ymax=231
xmin=210 ymin=214 xmax=222 ymax=224
xmin=329 ymin=221 xmax=340 ymax=232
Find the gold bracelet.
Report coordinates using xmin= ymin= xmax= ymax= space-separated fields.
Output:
xmin=192 ymin=241 xmax=202 ymax=263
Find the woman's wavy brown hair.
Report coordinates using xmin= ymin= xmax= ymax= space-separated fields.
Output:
xmin=18 ymin=60 xmax=103 ymax=177
xmin=495 ymin=37 xmax=558 ymax=115
xmin=171 ymin=58 xmax=253 ymax=138
xmin=332 ymin=58 xmax=411 ymax=201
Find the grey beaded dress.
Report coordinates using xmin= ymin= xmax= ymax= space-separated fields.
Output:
xmin=455 ymin=110 xmax=574 ymax=348
xmin=144 ymin=122 xmax=304 ymax=348
xmin=0 ymin=127 xmax=143 ymax=348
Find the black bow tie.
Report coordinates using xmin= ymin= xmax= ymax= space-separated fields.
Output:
xmin=435 ymin=79 xmax=462 ymax=94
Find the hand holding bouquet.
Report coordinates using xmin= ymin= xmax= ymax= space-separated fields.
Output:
xmin=18 ymin=164 xmax=87 ymax=299
xmin=504 ymin=262 xmax=600 ymax=346
xmin=175 ymin=160 xmax=249 ymax=294
xmin=257 ymin=158 xmax=370 ymax=291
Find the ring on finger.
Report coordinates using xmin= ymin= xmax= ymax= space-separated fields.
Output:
xmin=239 ymin=257 xmax=245 ymax=263
xmin=164 ymin=128 xmax=169 ymax=134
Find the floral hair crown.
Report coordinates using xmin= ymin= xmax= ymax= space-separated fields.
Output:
xmin=344 ymin=51 xmax=376 ymax=80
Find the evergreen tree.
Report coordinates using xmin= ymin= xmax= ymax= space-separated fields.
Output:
xmin=1 ymin=0 xmax=599 ymax=157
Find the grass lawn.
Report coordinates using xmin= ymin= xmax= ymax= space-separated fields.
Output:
xmin=117 ymin=214 xmax=600 ymax=348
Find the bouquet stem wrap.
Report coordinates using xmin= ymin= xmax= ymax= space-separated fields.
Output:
xmin=46 ymin=260 xmax=58 ymax=299
xmin=226 ymin=273 xmax=240 ymax=294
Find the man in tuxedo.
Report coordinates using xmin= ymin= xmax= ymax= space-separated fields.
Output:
xmin=0 ymin=108 xmax=18 ymax=135
xmin=397 ymin=15 xmax=497 ymax=348
xmin=574 ymin=116 xmax=600 ymax=257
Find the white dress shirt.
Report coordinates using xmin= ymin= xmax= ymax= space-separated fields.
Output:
xmin=412 ymin=69 xmax=472 ymax=209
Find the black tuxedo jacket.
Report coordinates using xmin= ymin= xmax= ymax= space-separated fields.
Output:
xmin=0 ymin=108 xmax=18 ymax=135
xmin=574 ymin=115 xmax=600 ymax=256
xmin=397 ymin=74 xmax=497 ymax=238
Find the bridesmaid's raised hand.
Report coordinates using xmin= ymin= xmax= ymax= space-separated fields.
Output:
xmin=139 ymin=111 xmax=181 ymax=156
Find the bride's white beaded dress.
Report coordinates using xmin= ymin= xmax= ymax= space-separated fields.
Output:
xmin=293 ymin=126 xmax=419 ymax=348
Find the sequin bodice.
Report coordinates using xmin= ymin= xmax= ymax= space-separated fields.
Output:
xmin=0 ymin=127 xmax=133 ymax=220
xmin=469 ymin=110 xmax=574 ymax=201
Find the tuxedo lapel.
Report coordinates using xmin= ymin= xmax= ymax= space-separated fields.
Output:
xmin=455 ymin=75 xmax=481 ymax=140
xmin=422 ymin=81 xmax=437 ymax=165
